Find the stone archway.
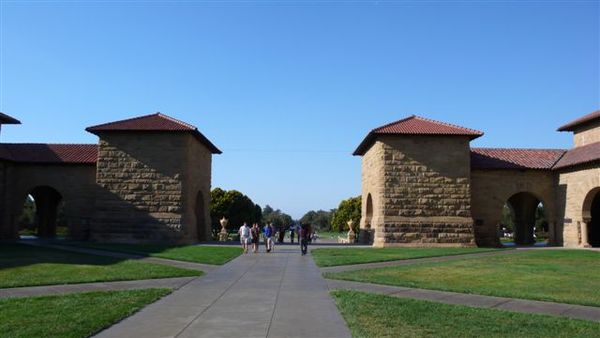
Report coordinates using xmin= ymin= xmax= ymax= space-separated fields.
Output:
xmin=503 ymin=192 xmax=546 ymax=246
xmin=365 ymin=194 xmax=373 ymax=229
xmin=195 ymin=190 xmax=207 ymax=241
xmin=25 ymin=186 xmax=63 ymax=238
xmin=582 ymin=187 xmax=600 ymax=247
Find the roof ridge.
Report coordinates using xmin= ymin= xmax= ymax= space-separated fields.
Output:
xmin=155 ymin=112 xmax=197 ymax=130
xmin=86 ymin=112 xmax=160 ymax=130
xmin=371 ymin=115 xmax=416 ymax=132
xmin=414 ymin=115 xmax=483 ymax=135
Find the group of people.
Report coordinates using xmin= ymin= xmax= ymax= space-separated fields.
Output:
xmin=238 ymin=222 xmax=313 ymax=255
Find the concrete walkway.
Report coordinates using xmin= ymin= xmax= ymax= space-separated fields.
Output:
xmin=94 ymin=246 xmax=351 ymax=338
xmin=18 ymin=240 xmax=217 ymax=272
xmin=0 ymin=277 xmax=197 ymax=299
xmin=327 ymin=279 xmax=600 ymax=322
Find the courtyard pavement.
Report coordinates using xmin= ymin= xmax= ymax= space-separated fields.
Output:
xmin=94 ymin=245 xmax=352 ymax=338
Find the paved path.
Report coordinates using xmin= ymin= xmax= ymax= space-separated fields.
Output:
xmin=0 ymin=277 xmax=197 ymax=299
xmin=320 ymin=248 xmax=527 ymax=273
xmin=94 ymin=246 xmax=351 ymax=338
xmin=18 ymin=240 xmax=217 ymax=272
xmin=327 ymin=279 xmax=600 ymax=322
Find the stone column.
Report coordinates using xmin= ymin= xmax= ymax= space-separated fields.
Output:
xmin=581 ymin=219 xmax=591 ymax=248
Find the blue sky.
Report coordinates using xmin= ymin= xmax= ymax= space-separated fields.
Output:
xmin=0 ymin=0 xmax=598 ymax=218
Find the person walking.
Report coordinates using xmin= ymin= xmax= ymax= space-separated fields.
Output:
xmin=251 ymin=223 xmax=261 ymax=253
xmin=290 ymin=224 xmax=296 ymax=244
xmin=265 ymin=223 xmax=275 ymax=253
xmin=238 ymin=222 xmax=251 ymax=254
xmin=300 ymin=223 xmax=311 ymax=255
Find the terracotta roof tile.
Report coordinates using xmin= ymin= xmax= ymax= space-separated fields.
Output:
xmin=471 ymin=148 xmax=566 ymax=170
xmin=553 ymin=142 xmax=600 ymax=170
xmin=354 ymin=115 xmax=483 ymax=155
xmin=0 ymin=144 xmax=97 ymax=164
xmin=558 ymin=110 xmax=600 ymax=132
xmin=0 ymin=112 xmax=21 ymax=125
xmin=86 ymin=112 xmax=222 ymax=154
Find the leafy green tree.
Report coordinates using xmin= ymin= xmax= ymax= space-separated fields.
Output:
xmin=300 ymin=210 xmax=333 ymax=230
xmin=210 ymin=188 xmax=261 ymax=232
xmin=262 ymin=205 xmax=293 ymax=228
xmin=331 ymin=196 xmax=361 ymax=232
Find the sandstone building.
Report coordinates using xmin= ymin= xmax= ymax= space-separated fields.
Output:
xmin=355 ymin=110 xmax=600 ymax=248
xmin=0 ymin=112 xmax=221 ymax=243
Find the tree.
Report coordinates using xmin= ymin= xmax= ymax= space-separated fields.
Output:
xmin=300 ymin=209 xmax=333 ymax=230
xmin=262 ymin=205 xmax=293 ymax=228
xmin=210 ymin=188 xmax=261 ymax=233
xmin=330 ymin=196 xmax=361 ymax=232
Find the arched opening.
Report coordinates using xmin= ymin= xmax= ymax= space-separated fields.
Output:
xmin=582 ymin=188 xmax=600 ymax=247
xmin=499 ymin=192 xmax=547 ymax=246
xmin=365 ymin=194 xmax=373 ymax=229
xmin=18 ymin=186 xmax=65 ymax=238
xmin=195 ymin=191 xmax=207 ymax=242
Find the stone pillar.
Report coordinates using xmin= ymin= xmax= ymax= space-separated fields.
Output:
xmin=581 ymin=219 xmax=591 ymax=248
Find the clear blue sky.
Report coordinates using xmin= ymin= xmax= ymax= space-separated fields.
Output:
xmin=1 ymin=1 xmax=598 ymax=218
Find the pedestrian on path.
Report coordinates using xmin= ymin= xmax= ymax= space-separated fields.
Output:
xmin=251 ymin=223 xmax=261 ymax=253
xmin=290 ymin=225 xmax=296 ymax=244
xmin=238 ymin=222 xmax=251 ymax=254
xmin=300 ymin=223 xmax=311 ymax=255
xmin=265 ymin=223 xmax=275 ymax=253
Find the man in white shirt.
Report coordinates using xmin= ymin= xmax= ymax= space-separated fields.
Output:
xmin=238 ymin=222 xmax=251 ymax=254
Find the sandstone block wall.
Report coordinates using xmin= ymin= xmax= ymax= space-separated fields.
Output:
xmin=470 ymin=169 xmax=557 ymax=247
xmin=369 ymin=135 xmax=475 ymax=247
xmin=181 ymin=134 xmax=212 ymax=242
xmin=556 ymin=165 xmax=600 ymax=247
xmin=0 ymin=163 xmax=97 ymax=240
xmin=91 ymin=133 xmax=189 ymax=243
xmin=360 ymin=141 xmax=385 ymax=244
xmin=90 ymin=132 xmax=213 ymax=243
xmin=572 ymin=120 xmax=600 ymax=147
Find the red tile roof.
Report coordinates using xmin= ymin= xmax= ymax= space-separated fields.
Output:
xmin=86 ymin=112 xmax=221 ymax=154
xmin=0 ymin=144 xmax=97 ymax=164
xmin=354 ymin=115 xmax=483 ymax=155
xmin=471 ymin=148 xmax=566 ymax=170
xmin=558 ymin=110 xmax=600 ymax=132
xmin=0 ymin=112 xmax=21 ymax=124
xmin=553 ymin=141 xmax=600 ymax=170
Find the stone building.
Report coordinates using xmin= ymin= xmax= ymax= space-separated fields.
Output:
xmin=0 ymin=112 xmax=221 ymax=243
xmin=355 ymin=110 xmax=600 ymax=248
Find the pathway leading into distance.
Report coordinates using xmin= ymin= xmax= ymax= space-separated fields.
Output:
xmin=94 ymin=245 xmax=351 ymax=338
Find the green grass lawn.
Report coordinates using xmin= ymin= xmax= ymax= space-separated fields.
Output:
xmin=331 ymin=290 xmax=600 ymax=338
xmin=0 ymin=288 xmax=171 ymax=338
xmin=64 ymin=242 xmax=242 ymax=265
xmin=312 ymin=247 xmax=501 ymax=267
xmin=0 ymin=244 xmax=201 ymax=288
xmin=326 ymin=249 xmax=600 ymax=307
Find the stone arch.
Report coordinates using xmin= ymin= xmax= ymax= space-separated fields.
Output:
xmin=365 ymin=193 xmax=373 ymax=229
xmin=23 ymin=186 xmax=63 ymax=238
xmin=582 ymin=187 xmax=600 ymax=247
xmin=195 ymin=190 xmax=207 ymax=241
xmin=502 ymin=191 xmax=547 ymax=246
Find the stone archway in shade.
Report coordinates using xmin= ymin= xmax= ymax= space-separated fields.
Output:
xmin=365 ymin=193 xmax=373 ymax=229
xmin=26 ymin=186 xmax=63 ymax=238
xmin=504 ymin=192 xmax=545 ymax=246
xmin=195 ymin=190 xmax=207 ymax=241
xmin=582 ymin=187 xmax=600 ymax=247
